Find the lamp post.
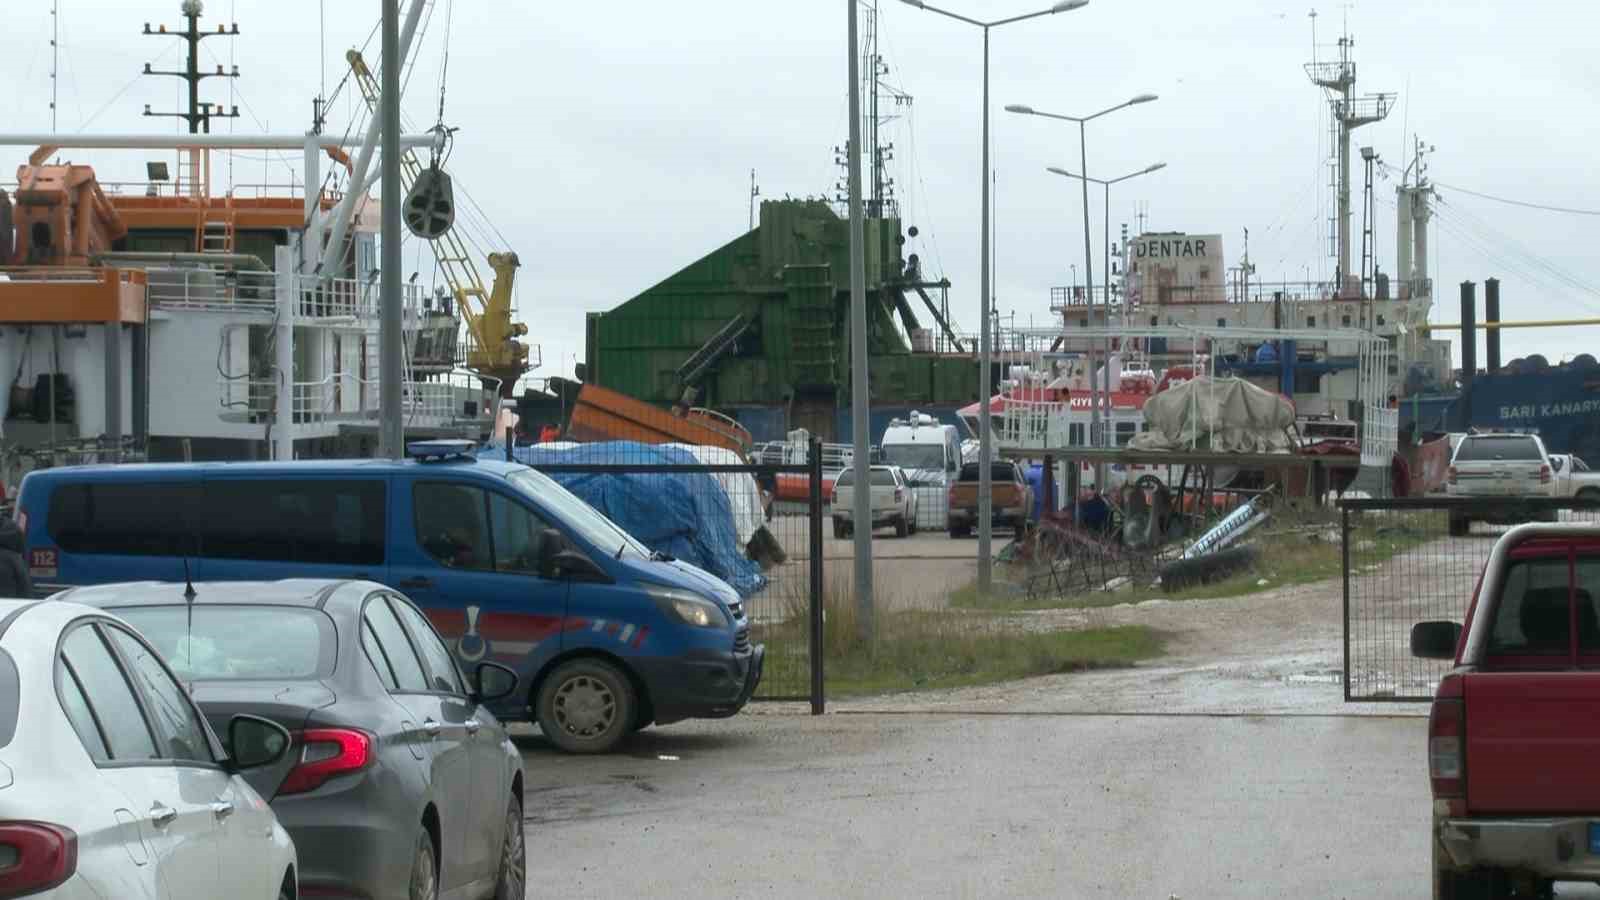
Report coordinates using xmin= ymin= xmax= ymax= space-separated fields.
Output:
xmin=1046 ymin=162 xmax=1167 ymax=447
xmin=899 ymin=0 xmax=1088 ymax=595
xmin=1006 ymin=95 xmax=1156 ymax=487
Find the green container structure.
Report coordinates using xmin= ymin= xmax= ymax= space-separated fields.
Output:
xmin=584 ymin=199 xmax=978 ymax=441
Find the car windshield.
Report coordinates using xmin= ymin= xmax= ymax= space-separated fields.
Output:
xmin=882 ymin=444 xmax=946 ymax=472
xmin=507 ymin=468 xmax=650 ymax=559
xmin=836 ymin=469 xmax=897 ymax=487
xmin=960 ymin=463 xmax=1017 ymax=482
xmin=111 ymin=605 xmax=334 ymax=681
xmin=1454 ymin=436 xmax=1542 ymax=462
xmin=1576 ymin=457 xmax=1592 ymax=473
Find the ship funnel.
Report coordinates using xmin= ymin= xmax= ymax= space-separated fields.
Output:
xmin=1458 ymin=281 xmax=1476 ymax=431
xmin=1484 ymin=278 xmax=1501 ymax=373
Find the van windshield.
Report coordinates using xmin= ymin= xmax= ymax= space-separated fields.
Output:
xmin=883 ymin=444 xmax=947 ymax=472
xmin=506 ymin=469 xmax=650 ymax=558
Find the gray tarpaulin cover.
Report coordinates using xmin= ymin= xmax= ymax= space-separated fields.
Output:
xmin=1129 ymin=376 xmax=1295 ymax=453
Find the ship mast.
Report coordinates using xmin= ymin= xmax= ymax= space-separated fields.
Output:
xmin=142 ymin=1 xmax=241 ymax=134
xmin=1305 ymin=29 xmax=1393 ymax=298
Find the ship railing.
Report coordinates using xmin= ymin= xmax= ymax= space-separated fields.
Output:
xmin=148 ymin=268 xmax=427 ymax=319
xmin=994 ymin=398 xmax=1073 ymax=450
xmin=219 ymin=371 xmax=488 ymax=427
xmin=0 ymin=266 xmax=121 ymax=284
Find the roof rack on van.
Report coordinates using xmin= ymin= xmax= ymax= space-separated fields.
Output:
xmin=406 ymin=439 xmax=479 ymax=462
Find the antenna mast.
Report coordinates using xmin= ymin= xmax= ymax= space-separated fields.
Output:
xmin=49 ymin=1 xmax=59 ymax=131
xmin=1305 ymin=26 xmax=1394 ymax=298
xmin=142 ymin=1 xmax=241 ymax=134
xmin=748 ymin=168 xmax=760 ymax=231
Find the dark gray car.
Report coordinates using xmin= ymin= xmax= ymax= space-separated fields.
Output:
xmin=57 ymin=579 xmax=527 ymax=900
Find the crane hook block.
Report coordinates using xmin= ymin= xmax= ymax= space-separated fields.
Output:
xmin=405 ymin=167 xmax=455 ymax=240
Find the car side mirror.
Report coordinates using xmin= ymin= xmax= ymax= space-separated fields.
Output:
xmin=1410 ymin=621 xmax=1463 ymax=660
xmin=552 ymin=549 xmax=608 ymax=583
xmin=536 ymin=528 xmax=566 ymax=578
xmin=226 ymin=714 xmax=292 ymax=772
xmin=472 ymin=661 xmax=519 ymax=704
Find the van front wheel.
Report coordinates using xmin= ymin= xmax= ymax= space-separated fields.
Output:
xmin=536 ymin=659 xmax=636 ymax=754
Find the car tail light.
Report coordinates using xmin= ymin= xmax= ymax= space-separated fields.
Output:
xmin=1446 ymin=466 xmax=1458 ymax=486
xmin=278 ymin=728 xmax=374 ymax=796
xmin=1428 ymin=675 xmax=1465 ymax=799
xmin=0 ymin=822 xmax=77 ymax=898
xmin=1539 ymin=464 xmax=1552 ymax=484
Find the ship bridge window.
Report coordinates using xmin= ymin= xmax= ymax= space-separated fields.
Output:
xmin=1341 ymin=314 xmax=1352 ymax=326
xmin=1376 ymin=314 xmax=1387 ymax=326
xmin=1307 ymin=315 xmax=1316 ymax=327
xmin=1216 ymin=318 xmax=1227 ymax=328
xmin=1149 ymin=315 xmax=1159 ymax=327
xmin=1069 ymin=423 xmax=1086 ymax=446
xmin=1115 ymin=422 xmax=1137 ymax=446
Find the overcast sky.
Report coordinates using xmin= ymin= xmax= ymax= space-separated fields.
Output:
xmin=7 ymin=1 xmax=1599 ymax=384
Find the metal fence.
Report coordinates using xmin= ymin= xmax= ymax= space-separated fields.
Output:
xmin=517 ymin=439 xmax=825 ymax=710
xmin=1341 ymin=496 xmax=1600 ymax=701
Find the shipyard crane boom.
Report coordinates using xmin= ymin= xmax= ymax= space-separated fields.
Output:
xmin=347 ymin=50 xmax=531 ymax=396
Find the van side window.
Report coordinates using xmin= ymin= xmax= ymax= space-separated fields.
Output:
xmin=203 ymin=480 xmax=385 ymax=565
xmin=48 ymin=483 xmax=199 ymax=556
xmin=488 ymin=492 xmax=553 ymax=575
xmin=414 ymin=483 xmax=492 ymax=571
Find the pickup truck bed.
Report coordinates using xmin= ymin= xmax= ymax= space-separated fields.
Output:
xmin=947 ymin=462 xmax=1032 ymax=538
xmin=1412 ymin=524 xmax=1600 ymax=898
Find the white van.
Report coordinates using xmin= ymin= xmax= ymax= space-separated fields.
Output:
xmin=880 ymin=412 xmax=961 ymax=531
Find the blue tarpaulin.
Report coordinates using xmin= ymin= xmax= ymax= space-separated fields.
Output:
xmin=478 ymin=442 xmax=766 ymax=597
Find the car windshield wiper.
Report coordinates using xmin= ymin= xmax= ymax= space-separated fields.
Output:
xmin=616 ymin=542 xmax=626 ymax=560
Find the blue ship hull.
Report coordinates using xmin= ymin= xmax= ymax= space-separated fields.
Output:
xmin=1400 ymin=367 xmax=1600 ymax=462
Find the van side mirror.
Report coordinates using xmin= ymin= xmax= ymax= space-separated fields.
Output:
xmin=1410 ymin=621 xmax=1463 ymax=660
xmin=536 ymin=528 xmax=566 ymax=578
xmin=225 ymin=714 xmax=292 ymax=772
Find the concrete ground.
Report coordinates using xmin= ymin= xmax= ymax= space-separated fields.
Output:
xmin=520 ymin=528 xmax=1600 ymax=898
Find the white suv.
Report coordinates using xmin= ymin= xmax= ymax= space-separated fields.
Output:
xmin=1446 ymin=433 xmax=1557 ymax=535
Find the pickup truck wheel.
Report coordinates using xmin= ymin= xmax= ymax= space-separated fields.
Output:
xmin=949 ymin=525 xmax=970 ymax=539
xmin=832 ymin=521 xmax=847 ymax=539
xmin=1578 ymin=487 xmax=1600 ymax=505
xmin=1448 ymin=515 xmax=1469 ymax=538
xmin=895 ymin=517 xmax=909 ymax=538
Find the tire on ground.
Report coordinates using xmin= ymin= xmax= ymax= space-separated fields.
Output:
xmin=535 ymin=658 xmax=637 ymax=754
xmin=1157 ymin=544 xmax=1260 ymax=591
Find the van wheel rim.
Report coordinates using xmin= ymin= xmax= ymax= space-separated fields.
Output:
xmin=553 ymin=675 xmax=616 ymax=737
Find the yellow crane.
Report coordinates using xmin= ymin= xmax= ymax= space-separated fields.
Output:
xmin=348 ymin=50 xmax=531 ymax=396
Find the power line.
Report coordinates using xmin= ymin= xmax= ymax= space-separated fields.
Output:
xmin=1432 ymin=179 xmax=1600 ymax=217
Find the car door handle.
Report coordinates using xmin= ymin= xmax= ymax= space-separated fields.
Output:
xmin=211 ymin=800 xmax=235 ymax=820
xmin=150 ymin=804 xmax=178 ymax=828
xmin=465 ymin=718 xmax=481 ymax=736
xmin=399 ymin=576 xmax=434 ymax=590
xmin=422 ymin=718 xmax=442 ymax=738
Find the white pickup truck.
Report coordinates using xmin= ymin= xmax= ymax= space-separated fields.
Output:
xmin=832 ymin=465 xmax=918 ymax=539
xmin=1549 ymin=453 xmax=1600 ymax=503
xmin=1446 ymin=433 xmax=1558 ymax=536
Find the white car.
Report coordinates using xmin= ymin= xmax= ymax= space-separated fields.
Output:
xmin=832 ymin=465 xmax=919 ymax=538
xmin=0 ymin=598 xmax=298 ymax=899
xmin=1549 ymin=453 xmax=1600 ymax=504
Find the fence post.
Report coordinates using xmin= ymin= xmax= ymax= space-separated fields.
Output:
xmin=1341 ymin=503 xmax=1352 ymax=702
xmin=808 ymin=435 xmax=825 ymax=715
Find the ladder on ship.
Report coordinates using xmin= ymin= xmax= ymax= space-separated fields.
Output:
xmin=177 ymin=146 xmax=237 ymax=255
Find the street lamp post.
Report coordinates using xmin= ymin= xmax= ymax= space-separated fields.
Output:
xmin=899 ymin=0 xmax=1088 ymax=595
xmin=1006 ymin=95 xmax=1156 ymax=487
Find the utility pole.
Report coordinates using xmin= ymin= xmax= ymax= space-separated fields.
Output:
xmin=748 ymin=168 xmax=759 ymax=232
xmin=142 ymin=1 xmax=241 ymax=135
xmin=847 ymin=0 xmax=874 ymax=638
xmin=379 ymin=0 xmax=403 ymax=459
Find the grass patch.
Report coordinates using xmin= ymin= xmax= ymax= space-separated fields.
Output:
xmin=950 ymin=510 xmax=1434 ymax=611
xmin=753 ymin=577 xmax=1166 ymax=698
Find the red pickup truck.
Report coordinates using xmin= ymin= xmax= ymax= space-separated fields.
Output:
xmin=1411 ymin=523 xmax=1600 ymax=899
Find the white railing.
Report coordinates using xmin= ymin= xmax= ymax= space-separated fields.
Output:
xmin=147 ymin=267 xmax=429 ymax=320
xmin=994 ymin=398 xmax=1074 ymax=450
xmin=218 ymin=371 xmax=488 ymax=428
xmin=1362 ymin=407 xmax=1399 ymax=468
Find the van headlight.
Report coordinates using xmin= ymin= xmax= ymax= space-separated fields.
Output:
xmin=644 ymin=584 xmax=728 ymax=628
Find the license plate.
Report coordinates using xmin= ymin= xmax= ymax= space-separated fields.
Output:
xmin=1590 ymin=823 xmax=1600 ymax=856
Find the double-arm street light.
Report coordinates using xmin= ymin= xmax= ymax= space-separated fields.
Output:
xmin=1046 ymin=162 xmax=1168 ymax=445
xmin=1006 ymin=96 xmax=1156 ymax=484
xmin=899 ymin=0 xmax=1088 ymax=594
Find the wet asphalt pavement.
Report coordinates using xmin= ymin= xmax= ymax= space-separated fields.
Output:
xmin=520 ymin=708 xmax=1437 ymax=898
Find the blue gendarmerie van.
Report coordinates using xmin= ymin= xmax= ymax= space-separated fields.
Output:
xmin=14 ymin=440 xmax=763 ymax=753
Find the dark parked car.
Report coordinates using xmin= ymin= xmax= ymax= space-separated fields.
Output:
xmin=56 ymin=578 xmax=527 ymax=900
